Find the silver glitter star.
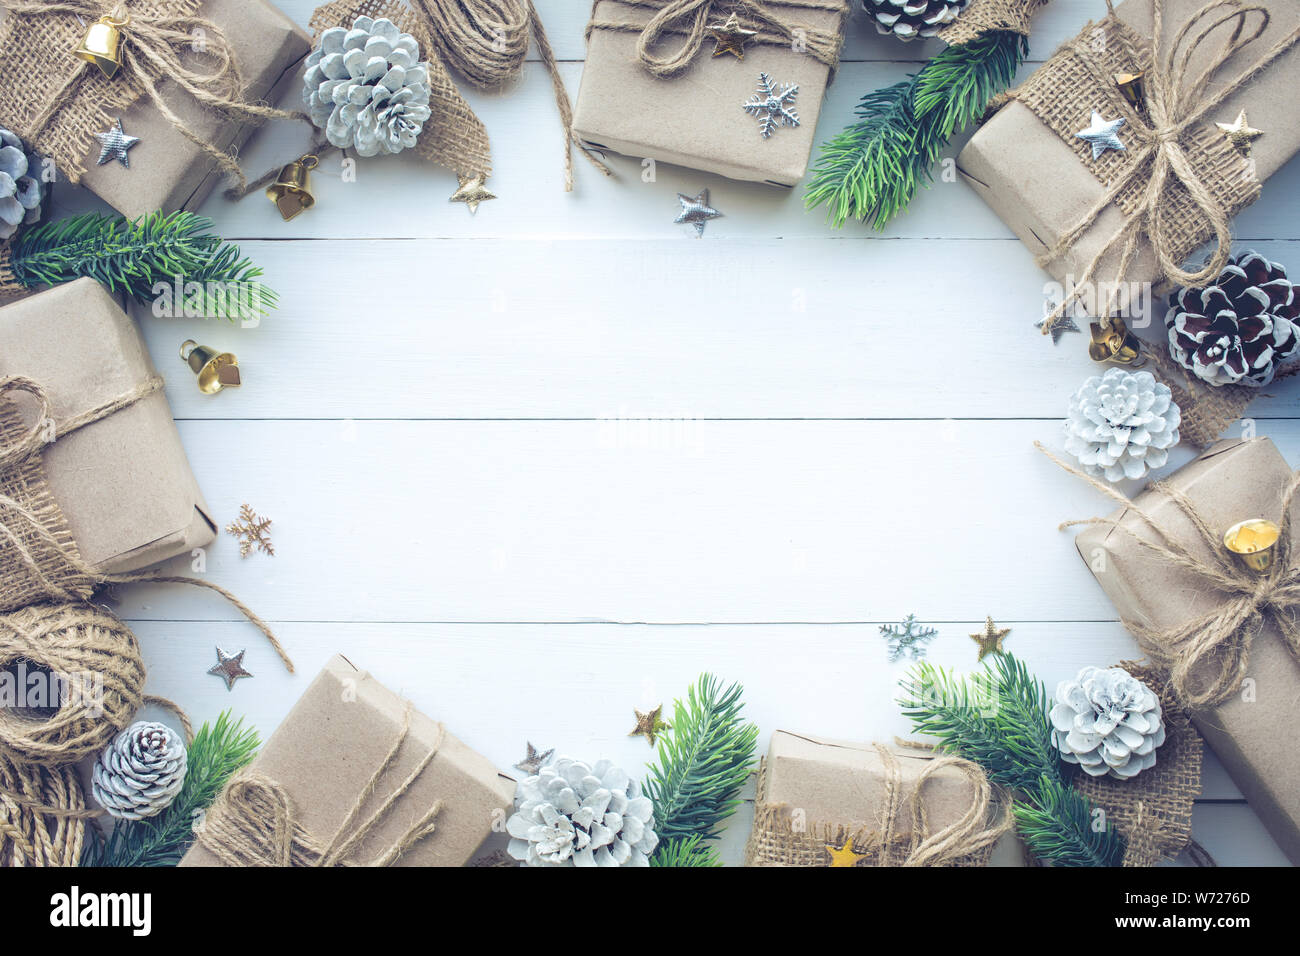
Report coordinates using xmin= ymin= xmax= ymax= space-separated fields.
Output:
xmin=207 ymin=646 xmax=253 ymax=691
xmin=1036 ymin=314 xmax=1081 ymax=344
xmin=1075 ymin=110 xmax=1126 ymax=160
xmin=513 ymin=741 xmax=555 ymax=776
xmin=94 ymin=118 xmax=140 ymax=168
xmin=675 ymin=188 xmax=722 ymax=237
xmin=743 ymin=72 xmax=799 ymax=139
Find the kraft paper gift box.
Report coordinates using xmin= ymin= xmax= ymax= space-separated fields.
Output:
xmin=0 ymin=278 xmax=215 ymax=589
xmin=1074 ymin=437 xmax=1300 ymax=864
xmin=182 ymin=655 xmax=517 ymax=867
xmin=744 ymin=731 xmax=1024 ymax=866
xmin=957 ymin=0 xmax=1300 ymax=299
xmin=0 ymin=0 xmax=310 ymax=218
xmin=572 ymin=1 xmax=851 ymax=186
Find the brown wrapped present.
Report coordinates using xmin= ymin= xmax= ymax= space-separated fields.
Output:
xmin=572 ymin=0 xmax=852 ymax=186
xmin=744 ymin=731 xmax=1020 ymax=866
xmin=0 ymin=278 xmax=215 ymax=612
xmin=959 ymin=0 xmax=1300 ymax=446
xmin=182 ymin=655 xmax=516 ymax=867
xmin=1074 ymin=437 xmax=1300 ymax=864
xmin=0 ymin=0 xmax=310 ymax=218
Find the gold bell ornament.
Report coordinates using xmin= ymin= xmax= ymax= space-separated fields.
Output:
xmin=1089 ymin=315 xmax=1145 ymax=366
xmin=266 ymin=154 xmax=318 ymax=221
xmin=74 ymin=8 xmax=130 ymax=79
xmin=1223 ymin=519 xmax=1281 ymax=572
xmin=181 ymin=340 xmax=241 ymax=394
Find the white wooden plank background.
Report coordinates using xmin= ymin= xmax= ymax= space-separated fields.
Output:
xmin=51 ymin=0 xmax=1299 ymax=865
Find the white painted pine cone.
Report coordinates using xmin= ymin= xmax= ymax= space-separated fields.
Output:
xmin=861 ymin=0 xmax=970 ymax=40
xmin=1050 ymin=666 xmax=1166 ymax=780
xmin=0 ymin=128 xmax=43 ymax=240
xmin=1063 ymin=367 xmax=1180 ymax=482
xmin=302 ymin=16 xmax=432 ymax=158
xmin=506 ymin=756 xmax=659 ymax=866
xmin=91 ymin=721 xmax=187 ymax=821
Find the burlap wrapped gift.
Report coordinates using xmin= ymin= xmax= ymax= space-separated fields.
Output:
xmin=0 ymin=0 xmax=310 ymax=218
xmin=744 ymin=731 xmax=1020 ymax=866
xmin=182 ymin=655 xmax=516 ymax=867
xmin=0 ymin=278 xmax=216 ymax=612
xmin=1073 ymin=437 xmax=1300 ymax=864
xmin=959 ymin=0 xmax=1300 ymax=448
xmin=572 ymin=0 xmax=853 ymax=186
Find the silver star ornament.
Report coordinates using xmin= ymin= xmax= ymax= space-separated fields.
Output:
xmin=675 ymin=188 xmax=722 ymax=237
xmin=207 ymin=646 xmax=254 ymax=691
xmin=1036 ymin=314 xmax=1081 ymax=344
xmin=514 ymin=742 xmax=555 ymax=776
xmin=94 ymin=118 xmax=140 ymax=168
xmin=1075 ymin=110 xmax=1126 ymax=160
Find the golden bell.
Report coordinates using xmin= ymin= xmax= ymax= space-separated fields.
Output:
xmin=266 ymin=155 xmax=318 ymax=222
xmin=74 ymin=10 xmax=130 ymax=79
xmin=181 ymin=340 xmax=241 ymax=395
xmin=1089 ymin=316 xmax=1145 ymax=366
xmin=1223 ymin=518 xmax=1280 ymax=572
xmin=1113 ymin=71 xmax=1146 ymax=110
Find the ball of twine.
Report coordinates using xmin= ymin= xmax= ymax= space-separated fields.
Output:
xmin=0 ymin=748 xmax=86 ymax=866
xmin=0 ymin=603 xmax=145 ymax=766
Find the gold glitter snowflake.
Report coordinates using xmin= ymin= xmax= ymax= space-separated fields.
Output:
xmin=226 ymin=504 xmax=274 ymax=558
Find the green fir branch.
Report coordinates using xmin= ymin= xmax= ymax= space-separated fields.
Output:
xmin=9 ymin=211 xmax=276 ymax=320
xmin=649 ymin=834 xmax=724 ymax=867
xmin=899 ymin=653 xmax=1124 ymax=866
xmin=644 ymin=674 xmax=758 ymax=863
xmin=82 ymin=711 xmax=260 ymax=867
xmin=805 ymin=31 xmax=1028 ymax=229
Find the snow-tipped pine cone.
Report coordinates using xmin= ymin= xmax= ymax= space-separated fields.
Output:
xmin=303 ymin=16 xmax=432 ymax=158
xmin=91 ymin=721 xmax=187 ymax=821
xmin=1050 ymin=666 xmax=1166 ymax=779
xmin=1166 ymin=251 xmax=1300 ymax=387
xmin=861 ymin=0 xmax=970 ymax=40
xmin=506 ymin=756 xmax=659 ymax=866
xmin=0 ymin=127 xmax=44 ymax=241
xmin=1063 ymin=367 xmax=1180 ymax=482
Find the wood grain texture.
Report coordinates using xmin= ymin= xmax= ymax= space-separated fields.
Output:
xmin=57 ymin=0 xmax=1297 ymax=865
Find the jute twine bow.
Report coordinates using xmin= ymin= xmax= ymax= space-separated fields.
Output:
xmin=195 ymin=708 xmax=445 ymax=866
xmin=1037 ymin=441 xmax=1300 ymax=709
xmin=744 ymin=742 xmax=1010 ymax=866
xmin=0 ymin=0 xmax=305 ymax=193
xmin=1041 ymin=0 xmax=1300 ymax=329
xmin=585 ymin=0 xmax=851 ymax=79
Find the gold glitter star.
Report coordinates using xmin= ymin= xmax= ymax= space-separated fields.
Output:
xmin=629 ymin=705 xmax=671 ymax=746
xmin=708 ymin=13 xmax=757 ymax=59
xmin=971 ymin=616 xmax=1010 ymax=661
xmin=825 ymin=839 xmax=868 ymax=867
xmin=1216 ymin=110 xmax=1263 ymax=151
xmin=450 ymin=174 xmax=496 ymax=214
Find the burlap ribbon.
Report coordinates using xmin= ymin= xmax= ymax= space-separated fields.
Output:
xmin=0 ymin=376 xmax=294 ymax=670
xmin=936 ymin=0 xmax=1049 ymax=47
xmin=744 ymin=744 xmax=1011 ymax=867
xmin=1039 ymin=440 xmax=1300 ymax=710
xmin=1035 ymin=0 xmax=1300 ymax=330
xmin=194 ymin=708 xmax=445 ymax=866
xmin=0 ymin=0 xmax=304 ymax=192
xmin=585 ymin=0 xmax=851 ymax=79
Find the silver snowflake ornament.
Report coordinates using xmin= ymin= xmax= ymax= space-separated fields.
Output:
xmin=675 ymin=188 xmax=722 ymax=237
xmin=743 ymin=72 xmax=799 ymax=139
xmin=94 ymin=118 xmax=140 ymax=168
xmin=1075 ymin=110 xmax=1126 ymax=160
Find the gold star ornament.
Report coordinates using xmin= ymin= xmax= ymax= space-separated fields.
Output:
xmin=1216 ymin=110 xmax=1263 ymax=151
xmin=629 ymin=705 xmax=671 ymax=746
xmin=450 ymin=173 xmax=496 ymax=214
xmin=825 ymin=839 xmax=868 ymax=867
xmin=708 ymin=13 xmax=757 ymax=59
xmin=971 ymin=616 xmax=1010 ymax=661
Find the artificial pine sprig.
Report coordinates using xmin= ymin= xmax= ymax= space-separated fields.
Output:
xmin=8 ymin=211 xmax=276 ymax=320
xmin=899 ymin=652 xmax=1124 ymax=866
xmin=643 ymin=673 xmax=758 ymax=863
xmin=805 ymin=31 xmax=1028 ymax=229
xmin=82 ymin=711 xmax=260 ymax=867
